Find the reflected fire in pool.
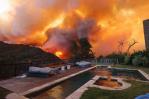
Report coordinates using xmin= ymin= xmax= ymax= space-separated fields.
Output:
xmin=47 ymin=86 xmax=63 ymax=99
xmin=30 ymin=71 xmax=94 ymax=99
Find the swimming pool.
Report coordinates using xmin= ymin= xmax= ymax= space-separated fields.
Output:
xmin=110 ymin=68 xmax=148 ymax=81
xmin=28 ymin=67 xmax=148 ymax=99
xmin=29 ymin=71 xmax=94 ymax=99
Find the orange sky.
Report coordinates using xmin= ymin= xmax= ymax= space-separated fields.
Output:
xmin=0 ymin=0 xmax=148 ymax=57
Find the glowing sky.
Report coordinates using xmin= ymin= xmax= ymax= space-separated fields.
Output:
xmin=0 ymin=0 xmax=148 ymax=56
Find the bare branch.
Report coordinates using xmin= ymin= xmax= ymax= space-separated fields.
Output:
xmin=127 ymin=39 xmax=138 ymax=54
xmin=117 ymin=39 xmax=126 ymax=54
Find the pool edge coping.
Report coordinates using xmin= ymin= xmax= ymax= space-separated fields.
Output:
xmin=20 ymin=66 xmax=97 ymax=96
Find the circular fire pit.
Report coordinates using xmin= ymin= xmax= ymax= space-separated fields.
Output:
xmin=92 ymin=76 xmax=131 ymax=90
xmin=95 ymin=77 xmax=122 ymax=88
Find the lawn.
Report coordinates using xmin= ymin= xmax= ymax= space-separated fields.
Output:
xmin=112 ymin=65 xmax=149 ymax=74
xmin=81 ymin=80 xmax=149 ymax=99
xmin=0 ymin=87 xmax=11 ymax=99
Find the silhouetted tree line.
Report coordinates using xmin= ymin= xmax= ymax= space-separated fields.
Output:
xmin=98 ymin=50 xmax=149 ymax=67
xmin=124 ymin=50 xmax=149 ymax=67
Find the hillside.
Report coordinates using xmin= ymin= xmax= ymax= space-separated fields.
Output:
xmin=0 ymin=41 xmax=62 ymax=64
xmin=0 ymin=41 xmax=62 ymax=79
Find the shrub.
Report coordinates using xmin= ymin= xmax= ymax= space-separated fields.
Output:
xmin=132 ymin=55 xmax=143 ymax=66
xmin=142 ymin=56 xmax=149 ymax=67
xmin=124 ymin=56 xmax=131 ymax=65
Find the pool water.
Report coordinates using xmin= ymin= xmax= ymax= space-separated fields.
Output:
xmin=29 ymin=68 xmax=148 ymax=99
xmin=30 ymin=71 xmax=94 ymax=99
xmin=110 ymin=68 xmax=148 ymax=81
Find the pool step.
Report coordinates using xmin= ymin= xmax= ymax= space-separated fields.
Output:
xmin=138 ymin=70 xmax=149 ymax=81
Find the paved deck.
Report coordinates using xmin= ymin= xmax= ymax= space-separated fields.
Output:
xmin=0 ymin=67 xmax=90 ymax=95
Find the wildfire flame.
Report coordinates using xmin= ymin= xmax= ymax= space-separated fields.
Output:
xmin=55 ymin=51 xmax=63 ymax=58
xmin=75 ymin=9 xmax=86 ymax=18
xmin=0 ymin=0 xmax=147 ymax=57
xmin=49 ymin=13 xmax=65 ymax=28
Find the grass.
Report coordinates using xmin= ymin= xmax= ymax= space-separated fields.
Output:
xmin=112 ymin=65 xmax=149 ymax=74
xmin=81 ymin=80 xmax=149 ymax=99
xmin=0 ymin=87 xmax=11 ymax=99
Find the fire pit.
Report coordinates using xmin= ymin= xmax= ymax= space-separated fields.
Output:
xmin=94 ymin=77 xmax=122 ymax=89
xmin=94 ymin=69 xmax=122 ymax=88
xmin=91 ymin=69 xmax=131 ymax=90
xmin=91 ymin=76 xmax=131 ymax=90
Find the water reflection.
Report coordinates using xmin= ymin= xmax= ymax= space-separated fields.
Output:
xmin=47 ymin=85 xmax=63 ymax=99
xmin=32 ymin=72 xmax=94 ymax=99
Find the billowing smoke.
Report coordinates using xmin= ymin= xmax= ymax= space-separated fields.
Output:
xmin=0 ymin=0 xmax=148 ymax=58
xmin=43 ymin=18 xmax=97 ymax=58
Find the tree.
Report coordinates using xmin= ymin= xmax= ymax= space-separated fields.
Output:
xmin=132 ymin=55 xmax=142 ymax=66
xmin=70 ymin=38 xmax=94 ymax=60
xmin=117 ymin=40 xmax=125 ymax=54
xmin=127 ymin=39 xmax=138 ymax=54
xmin=142 ymin=56 xmax=149 ymax=67
xmin=124 ymin=55 xmax=131 ymax=65
xmin=79 ymin=38 xmax=94 ymax=59
xmin=70 ymin=40 xmax=80 ymax=60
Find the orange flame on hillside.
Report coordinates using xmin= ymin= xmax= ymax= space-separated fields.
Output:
xmin=55 ymin=51 xmax=63 ymax=58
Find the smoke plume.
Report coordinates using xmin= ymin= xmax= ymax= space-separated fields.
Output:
xmin=0 ymin=0 xmax=148 ymax=57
